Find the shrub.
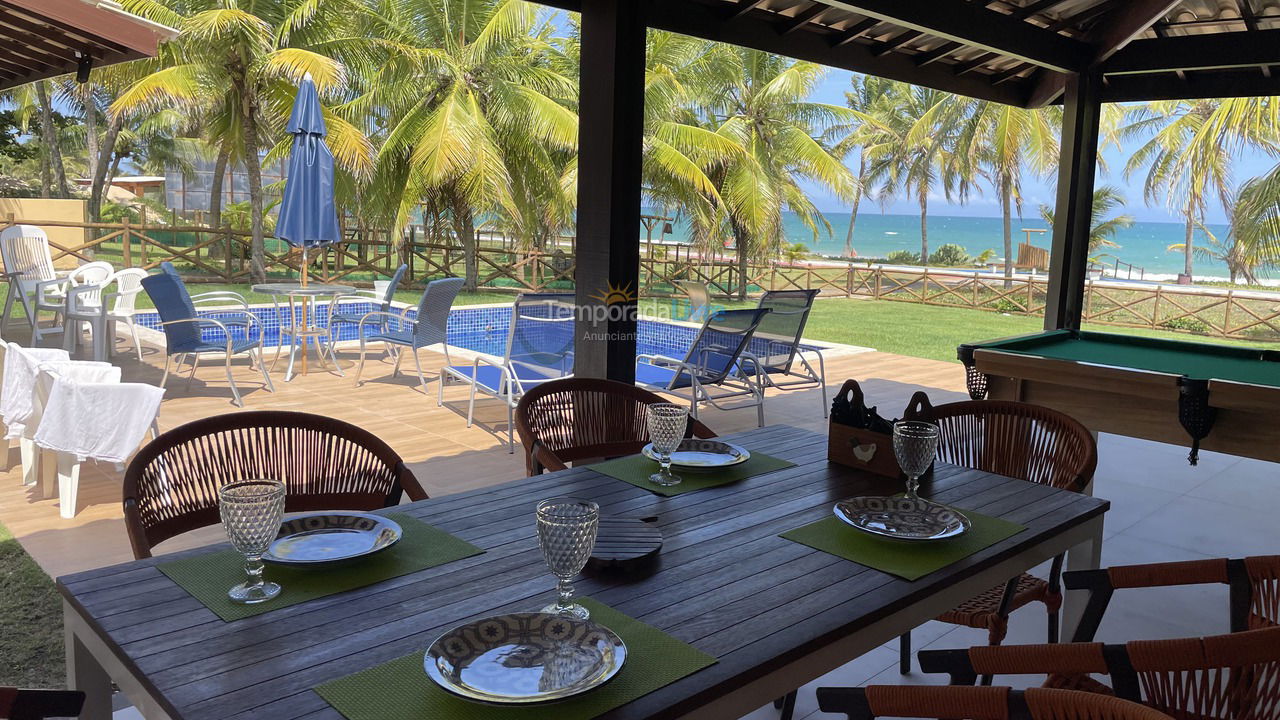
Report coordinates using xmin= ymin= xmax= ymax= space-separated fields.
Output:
xmin=1161 ymin=316 xmax=1211 ymax=334
xmin=929 ymin=243 xmax=970 ymax=266
xmin=990 ymin=298 xmax=1024 ymax=314
xmin=976 ymin=248 xmax=998 ymax=265
xmin=885 ymin=250 xmax=921 ymax=264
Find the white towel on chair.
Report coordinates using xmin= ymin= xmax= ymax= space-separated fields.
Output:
xmin=28 ymin=361 xmax=121 ymax=440
xmin=1 ymin=343 xmax=71 ymax=438
xmin=33 ymin=377 xmax=164 ymax=463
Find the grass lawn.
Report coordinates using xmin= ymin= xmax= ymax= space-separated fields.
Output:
xmin=0 ymin=520 xmax=62 ymax=689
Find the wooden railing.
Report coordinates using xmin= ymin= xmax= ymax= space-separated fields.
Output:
xmin=5 ymin=215 xmax=1279 ymax=343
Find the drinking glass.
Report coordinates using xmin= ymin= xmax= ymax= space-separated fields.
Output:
xmin=536 ymin=498 xmax=599 ymax=619
xmin=218 ymin=479 xmax=287 ymax=604
xmin=646 ymin=403 xmax=689 ymax=487
xmin=892 ymin=421 xmax=939 ymax=499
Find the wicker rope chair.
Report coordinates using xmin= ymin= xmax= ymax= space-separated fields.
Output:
xmin=0 ymin=688 xmax=85 ymax=720
xmin=123 ymin=411 xmax=428 ymax=559
xmin=900 ymin=395 xmax=1098 ymax=674
xmin=1062 ymin=555 xmax=1280 ymax=642
xmin=816 ymin=685 xmax=1172 ymax=720
xmin=918 ymin=626 xmax=1280 ymax=720
xmin=514 ymin=378 xmax=718 ymax=476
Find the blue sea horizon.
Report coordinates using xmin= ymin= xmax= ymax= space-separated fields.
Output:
xmin=649 ymin=210 xmax=1237 ymax=280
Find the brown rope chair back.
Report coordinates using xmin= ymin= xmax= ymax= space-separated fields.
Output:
xmin=1246 ymin=555 xmax=1280 ymax=629
xmin=816 ymin=685 xmax=1173 ymax=720
xmin=515 ymin=378 xmax=718 ymax=475
xmin=123 ymin=411 xmax=428 ymax=559
xmin=905 ymin=395 xmax=1097 ymax=492
xmin=919 ymin=626 xmax=1280 ymax=720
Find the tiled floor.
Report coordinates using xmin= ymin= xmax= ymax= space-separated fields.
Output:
xmin=2 ymin=324 xmax=1268 ymax=720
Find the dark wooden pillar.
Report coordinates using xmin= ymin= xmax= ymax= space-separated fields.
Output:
xmin=1044 ymin=71 xmax=1102 ymax=331
xmin=574 ymin=0 xmax=646 ymax=381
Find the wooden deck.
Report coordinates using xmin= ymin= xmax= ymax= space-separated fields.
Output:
xmin=0 ymin=331 xmax=968 ymax=578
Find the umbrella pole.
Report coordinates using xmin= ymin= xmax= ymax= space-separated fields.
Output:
xmin=301 ymin=246 xmax=308 ymax=375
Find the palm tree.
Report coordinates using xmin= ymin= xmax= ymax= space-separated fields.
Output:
xmin=856 ymin=84 xmax=956 ymax=266
xmin=1184 ymin=167 xmax=1280 ymax=283
xmin=362 ymin=0 xmax=577 ymax=291
xmin=1038 ymin=185 xmax=1134 ymax=261
xmin=1123 ymin=98 xmax=1280 ymax=281
xmin=116 ymin=0 xmax=373 ymax=282
xmin=692 ymin=47 xmax=856 ymax=298
xmin=944 ymin=98 xmax=1059 ymax=280
xmin=828 ymin=74 xmax=897 ymax=258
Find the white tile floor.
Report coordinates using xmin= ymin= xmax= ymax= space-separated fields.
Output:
xmin=110 ymin=431 xmax=1272 ymax=720
xmin=737 ymin=432 xmax=1274 ymax=720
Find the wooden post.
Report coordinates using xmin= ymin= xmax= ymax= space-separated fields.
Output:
xmin=574 ymin=0 xmax=645 ymax=381
xmin=1152 ymin=286 xmax=1162 ymax=328
xmin=1224 ymin=289 xmax=1234 ymax=335
xmin=1045 ymin=70 xmax=1102 ymax=330
xmin=121 ymin=218 xmax=132 ymax=267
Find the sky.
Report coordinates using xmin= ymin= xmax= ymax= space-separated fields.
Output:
xmin=798 ymin=68 xmax=1277 ymax=225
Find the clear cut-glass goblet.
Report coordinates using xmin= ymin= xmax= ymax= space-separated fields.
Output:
xmin=536 ymin=497 xmax=600 ymax=619
xmin=892 ymin=421 xmax=939 ymax=499
xmin=218 ymin=479 xmax=287 ymax=604
xmin=646 ymin=403 xmax=689 ymax=487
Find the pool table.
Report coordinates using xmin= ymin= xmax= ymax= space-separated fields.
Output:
xmin=958 ymin=329 xmax=1280 ymax=464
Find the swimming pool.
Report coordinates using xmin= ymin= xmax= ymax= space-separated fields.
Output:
xmin=133 ymin=302 xmax=821 ymax=360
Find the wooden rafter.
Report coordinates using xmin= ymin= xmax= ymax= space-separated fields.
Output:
xmin=831 ymin=17 xmax=880 ymax=47
xmin=778 ymin=3 xmax=829 ymax=35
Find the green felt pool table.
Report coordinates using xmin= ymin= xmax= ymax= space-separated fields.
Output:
xmin=958 ymin=329 xmax=1280 ymax=464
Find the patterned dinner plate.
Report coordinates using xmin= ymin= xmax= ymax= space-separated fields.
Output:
xmin=262 ymin=512 xmax=402 ymax=566
xmin=641 ymin=439 xmax=751 ymax=469
xmin=424 ymin=613 xmax=627 ymax=704
xmin=833 ymin=496 xmax=971 ymax=541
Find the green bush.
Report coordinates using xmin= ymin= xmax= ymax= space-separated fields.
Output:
xmin=885 ymin=250 xmax=921 ymax=264
xmin=928 ymin=243 xmax=970 ymax=266
xmin=1161 ymin=316 xmax=1211 ymax=334
xmin=990 ymin=298 xmax=1025 ymax=314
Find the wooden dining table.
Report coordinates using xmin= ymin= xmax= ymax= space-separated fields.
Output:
xmin=58 ymin=424 xmax=1108 ymax=720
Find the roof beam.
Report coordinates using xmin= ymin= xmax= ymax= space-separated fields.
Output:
xmin=1103 ymin=27 xmax=1280 ymax=74
xmin=874 ymin=29 xmax=921 ymax=57
xmin=727 ymin=0 xmax=769 ymax=21
xmin=831 ymin=17 xmax=880 ymax=47
xmin=778 ymin=3 xmax=829 ymax=35
xmin=1086 ymin=0 xmax=1181 ymax=65
xmin=638 ymin=0 xmax=1031 ymax=105
xmin=819 ymin=0 xmax=1091 ymax=72
xmin=1101 ymin=67 xmax=1280 ymax=101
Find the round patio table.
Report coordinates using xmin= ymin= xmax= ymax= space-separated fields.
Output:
xmin=251 ymin=282 xmax=354 ymax=381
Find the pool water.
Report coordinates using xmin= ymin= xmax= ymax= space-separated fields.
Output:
xmin=134 ymin=302 xmax=793 ymax=361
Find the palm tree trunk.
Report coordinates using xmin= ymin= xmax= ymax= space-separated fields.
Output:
xmin=1001 ymin=175 xmax=1013 ymax=288
xmin=209 ymin=145 xmax=229 ymax=229
xmin=449 ymin=195 xmax=478 ymax=291
xmin=88 ymin=114 xmax=124 ymax=223
xmin=731 ymin=218 xmax=750 ymax=300
xmin=238 ymin=79 xmax=268 ymax=284
xmin=35 ymin=81 xmax=69 ymax=198
xmin=39 ymin=153 xmax=50 ymax=198
xmin=84 ymin=84 xmax=98 ymax=189
xmin=918 ymin=192 xmax=928 ymax=265
xmin=843 ymin=156 xmax=865 ymax=257
xmin=1182 ymin=206 xmax=1195 ymax=280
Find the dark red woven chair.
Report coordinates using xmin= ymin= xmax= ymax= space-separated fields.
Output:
xmin=900 ymin=395 xmax=1098 ymax=673
xmin=514 ymin=378 xmax=718 ymax=476
xmin=123 ymin=411 xmax=427 ymax=559
xmin=918 ymin=626 xmax=1280 ymax=720
xmin=817 ymin=685 xmax=1172 ymax=720
xmin=0 ymin=688 xmax=84 ymax=720
xmin=1063 ymin=554 xmax=1280 ymax=642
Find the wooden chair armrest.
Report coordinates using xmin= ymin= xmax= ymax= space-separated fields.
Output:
xmin=918 ymin=642 xmax=1108 ymax=686
xmin=1063 ymin=558 xmax=1232 ymax=641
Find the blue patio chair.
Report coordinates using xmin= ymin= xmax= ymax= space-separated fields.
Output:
xmin=636 ymin=306 xmax=772 ymax=426
xmin=440 ymin=292 xmax=576 ymax=450
xmin=353 ymin=276 xmax=464 ymax=394
xmin=749 ymin=289 xmax=828 ymax=417
xmin=141 ymin=267 xmax=274 ymax=407
xmin=328 ymin=263 xmax=409 ymax=351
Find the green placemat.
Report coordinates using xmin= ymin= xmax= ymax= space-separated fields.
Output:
xmin=314 ymin=597 xmax=717 ymax=720
xmin=159 ymin=513 xmax=483 ymax=621
xmin=590 ymin=451 xmax=795 ymax=496
xmin=780 ymin=510 xmax=1026 ymax=581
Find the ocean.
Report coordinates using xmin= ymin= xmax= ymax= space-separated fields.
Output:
xmin=653 ymin=211 xmax=1239 ymax=282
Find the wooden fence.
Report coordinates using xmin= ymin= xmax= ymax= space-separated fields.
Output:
xmin=5 ymin=215 xmax=1280 ymax=343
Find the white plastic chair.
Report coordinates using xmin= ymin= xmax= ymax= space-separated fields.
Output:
xmin=56 ymin=262 xmax=115 ymax=358
xmin=0 ymin=225 xmax=67 ymax=342
xmin=64 ymin=268 xmax=146 ymax=361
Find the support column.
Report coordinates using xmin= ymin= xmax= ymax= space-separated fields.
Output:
xmin=1044 ymin=71 xmax=1102 ymax=331
xmin=574 ymin=0 xmax=646 ymax=381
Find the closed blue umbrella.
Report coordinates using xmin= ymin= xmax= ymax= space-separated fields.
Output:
xmin=275 ymin=74 xmax=341 ymax=286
